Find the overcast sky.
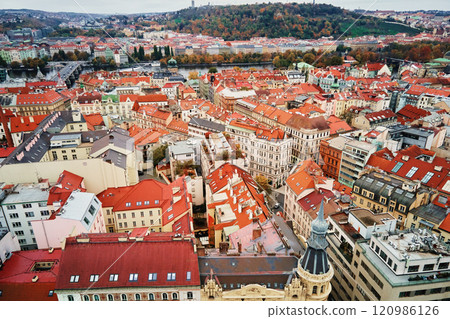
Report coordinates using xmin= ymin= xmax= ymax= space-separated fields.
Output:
xmin=0 ymin=0 xmax=448 ymax=14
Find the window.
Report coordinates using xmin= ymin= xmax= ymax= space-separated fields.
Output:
xmin=48 ymin=290 xmax=54 ymax=297
xmin=136 ymin=202 xmax=141 ymax=206
xmin=129 ymin=273 xmax=138 ymax=282
xmin=168 ymin=214 xmax=174 ymax=220
xmin=438 ymin=262 xmax=449 ymax=270
xmin=380 ymin=197 xmax=386 ymax=204
xmin=18 ymin=239 xmax=26 ymax=244
xmin=70 ymin=275 xmax=80 ymax=283
xmin=162 ymin=293 xmax=168 ymax=301
xmin=109 ymin=274 xmax=118 ymax=282
xmin=167 ymin=273 xmax=176 ymax=281
xmin=94 ymin=295 xmax=100 ymax=301
xmin=415 ymin=290 xmax=426 ymax=296
xmin=121 ymin=294 xmax=127 ymax=301
xmin=88 ymin=205 xmax=96 ymax=215
xmin=133 ymin=221 xmax=136 ymax=227
xmin=148 ymin=273 xmax=157 ymax=281
xmin=186 ymin=271 xmax=191 ymax=281
xmin=353 ymin=186 xmax=360 ymax=193
xmin=391 ymin=162 xmax=403 ymax=173
xmin=144 ymin=201 xmax=150 ymax=205
xmin=68 ymin=295 xmax=74 ymax=301
xmin=148 ymin=293 xmax=155 ymax=301
xmin=423 ymin=264 xmax=434 ymax=271
xmin=126 ymin=202 xmax=131 ymax=207
xmin=405 ymin=167 xmax=419 ymax=178
xmin=23 ymin=203 xmax=32 ymax=209
xmin=408 ymin=265 xmax=419 ymax=273
xmin=15 ymin=231 xmax=24 ymax=236
xmin=399 ymin=205 xmax=406 ymax=213
xmin=9 ymin=213 xmax=19 ymax=219
xmin=41 ymin=210 xmax=50 ymax=216
xmin=83 ymin=295 xmax=89 ymax=301
xmin=90 ymin=274 xmax=99 ymax=282
xmin=135 ymin=294 xmax=141 ymax=301
xmin=6 ymin=205 xmax=16 ymax=210
xmin=312 ymin=286 xmax=317 ymax=294
xmin=25 ymin=212 xmax=35 ymax=218
xmin=172 ymin=293 xmax=178 ymax=300
xmin=421 ymin=172 xmax=434 ymax=184
xmin=187 ymin=292 xmax=193 ymax=300
xmin=107 ymin=294 xmax=114 ymax=301
xmin=12 ymin=222 xmax=21 ymax=228
xmin=141 ymin=211 xmax=144 ymax=217
xmin=83 ymin=217 xmax=90 ymax=225
xmin=155 ymin=200 xmax=159 ymax=205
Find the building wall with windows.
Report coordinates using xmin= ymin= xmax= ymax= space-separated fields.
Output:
xmin=54 ymin=233 xmax=201 ymax=301
xmin=327 ymin=208 xmax=450 ymax=301
xmin=0 ymin=183 xmax=52 ymax=250
xmin=352 ymin=171 xmax=430 ymax=229
xmin=31 ymin=191 xmax=105 ymax=249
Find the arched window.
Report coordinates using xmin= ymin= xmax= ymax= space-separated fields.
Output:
xmin=162 ymin=293 xmax=168 ymax=301
xmin=68 ymin=295 xmax=74 ymax=301
xmin=172 ymin=292 xmax=178 ymax=300
xmin=187 ymin=292 xmax=193 ymax=300
xmin=107 ymin=294 xmax=114 ymax=301
xmin=148 ymin=293 xmax=155 ymax=301
xmin=121 ymin=294 xmax=127 ymax=301
xmin=94 ymin=295 xmax=100 ymax=301
xmin=320 ymin=285 xmax=324 ymax=294
xmin=83 ymin=295 xmax=90 ymax=301
xmin=312 ymin=285 xmax=318 ymax=295
xmin=135 ymin=293 xmax=141 ymax=301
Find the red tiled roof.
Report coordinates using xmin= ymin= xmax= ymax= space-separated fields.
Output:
xmin=10 ymin=115 xmax=47 ymax=133
xmin=286 ymin=160 xmax=328 ymax=196
xmin=97 ymin=177 xmax=191 ymax=226
xmin=0 ymin=147 xmax=16 ymax=158
xmin=365 ymin=109 xmax=397 ymax=122
xmin=137 ymin=94 xmax=168 ymax=103
xmin=397 ymin=104 xmax=431 ymax=121
xmin=0 ymin=249 xmax=62 ymax=301
xmin=55 ymin=233 xmax=200 ymax=290
xmin=83 ymin=113 xmax=104 ymax=130
xmin=47 ymin=170 xmax=85 ymax=206
xmin=16 ymin=91 xmax=63 ymax=106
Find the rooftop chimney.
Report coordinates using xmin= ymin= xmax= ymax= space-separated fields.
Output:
xmin=237 ymin=241 xmax=242 ymax=253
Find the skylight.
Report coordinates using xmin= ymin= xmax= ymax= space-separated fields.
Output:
xmin=391 ymin=162 xmax=403 ymax=173
xmin=421 ymin=172 xmax=434 ymax=184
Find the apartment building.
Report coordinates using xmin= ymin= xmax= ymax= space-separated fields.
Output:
xmin=96 ymin=177 xmax=192 ymax=233
xmin=319 ymin=136 xmax=352 ymax=181
xmin=284 ymin=160 xmax=339 ymax=240
xmin=338 ymin=139 xmax=377 ymax=187
xmin=8 ymin=91 xmax=66 ymax=116
xmin=225 ymin=120 xmax=292 ymax=187
xmin=285 ymin=114 xmax=330 ymax=163
xmin=31 ymin=190 xmax=106 ymax=249
xmin=352 ymin=170 xmax=430 ymax=229
xmin=55 ymin=232 xmax=201 ymax=301
xmin=352 ymin=109 xmax=398 ymax=130
xmin=0 ymin=182 xmax=52 ymax=250
xmin=327 ymin=208 xmax=450 ymax=301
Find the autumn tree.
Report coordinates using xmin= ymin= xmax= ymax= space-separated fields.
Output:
xmin=188 ymin=71 xmax=199 ymax=80
xmin=255 ymin=175 xmax=272 ymax=195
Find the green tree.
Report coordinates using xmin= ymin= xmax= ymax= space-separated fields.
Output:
xmin=152 ymin=144 xmax=168 ymax=166
xmin=0 ymin=56 xmax=7 ymax=67
xmin=138 ymin=46 xmax=145 ymax=60
xmin=208 ymin=67 xmax=218 ymax=73
xmin=11 ymin=61 xmax=21 ymax=69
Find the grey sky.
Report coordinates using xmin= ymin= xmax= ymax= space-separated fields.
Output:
xmin=0 ymin=0 xmax=448 ymax=14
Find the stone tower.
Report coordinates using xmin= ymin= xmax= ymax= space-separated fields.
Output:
xmin=296 ymin=200 xmax=333 ymax=301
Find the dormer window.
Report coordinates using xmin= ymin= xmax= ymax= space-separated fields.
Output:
xmin=70 ymin=275 xmax=79 ymax=283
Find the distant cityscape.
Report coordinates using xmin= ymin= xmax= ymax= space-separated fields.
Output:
xmin=0 ymin=3 xmax=449 ymax=302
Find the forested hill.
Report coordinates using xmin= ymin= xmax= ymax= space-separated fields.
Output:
xmin=163 ymin=3 xmax=420 ymax=41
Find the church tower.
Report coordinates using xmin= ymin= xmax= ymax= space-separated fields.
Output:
xmin=296 ymin=200 xmax=333 ymax=301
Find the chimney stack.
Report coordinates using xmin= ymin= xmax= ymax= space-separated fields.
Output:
xmin=237 ymin=241 xmax=242 ymax=253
